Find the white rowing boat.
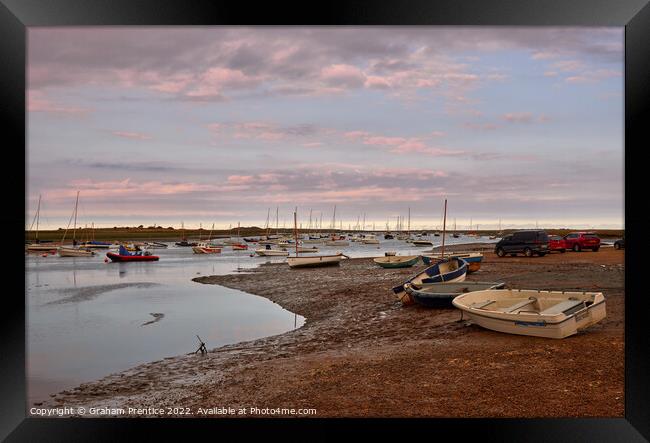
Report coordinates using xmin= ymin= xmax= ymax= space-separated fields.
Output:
xmin=452 ymin=289 xmax=606 ymax=339
xmin=255 ymin=248 xmax=289 ymax=256
xmin=287 ymin=253 xmax=345 ymax=268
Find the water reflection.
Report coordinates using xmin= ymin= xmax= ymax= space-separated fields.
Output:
xmin=26 ymin=246 xmax=305 ymax=405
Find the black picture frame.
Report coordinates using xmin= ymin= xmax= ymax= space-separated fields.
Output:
xmin=2 ymin=0 xmax=648 ymax=440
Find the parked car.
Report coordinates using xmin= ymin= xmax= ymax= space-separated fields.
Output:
xmin=563 ymin=232 xmax=600 ymax=252
xmin=614 ymin=237 xmax=625 ymax=250
xmin=494 ymin=230 xmax=549 ymax=257
xmin=548 ymin=235 xmax=567 ymax=253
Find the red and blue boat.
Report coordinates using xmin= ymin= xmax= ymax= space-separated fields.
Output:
xmin=106 ymin=245 xmax=159 ymax=262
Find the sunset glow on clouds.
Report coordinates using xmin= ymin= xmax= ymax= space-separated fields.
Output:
xmin=27 ymin=27 xmax=623 ymax=229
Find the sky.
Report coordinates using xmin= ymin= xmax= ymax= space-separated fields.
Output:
xmin=26 ymin=27 xmax=624 ymax=231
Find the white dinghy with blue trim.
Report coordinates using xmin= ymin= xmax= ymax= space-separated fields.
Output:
xmin=452 ymin=289 xmax=606 ymax=339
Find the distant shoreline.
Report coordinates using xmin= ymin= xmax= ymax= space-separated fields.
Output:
xmin=25 ymin=227 xmax=624 ymax=242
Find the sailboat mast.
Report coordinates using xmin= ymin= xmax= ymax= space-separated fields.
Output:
xmin=294 ymin=211 xmax=298 ymax=256
xmin=441 ymin=199 xmax=448 ymax=258
xmin=72 ymin=191 xmax=79 ymax=244
xmin=209 ymin=223 xmax=214 ymax=241
xmin=408 ymin=207 xmax=411 ymax=235
xmin=35 ymin=195 xmax=41 ymax=241
xmin=276 ymin=206 xmax=279 ymax=235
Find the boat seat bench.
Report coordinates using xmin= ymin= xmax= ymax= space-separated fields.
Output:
xmin=471 ymin=300 xmax=495 ymax=309
xmin=498 ymin=298 xmax=537 ymax=313
xmin=539 ymin=300 xmax=585 ymax=316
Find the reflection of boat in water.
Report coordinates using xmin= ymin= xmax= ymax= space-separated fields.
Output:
xmin=452 ymin=289 xmax=607 ymax=339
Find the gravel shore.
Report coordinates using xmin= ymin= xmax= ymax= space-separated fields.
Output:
xmin=42 ymin=244 xmax=624 ymax=418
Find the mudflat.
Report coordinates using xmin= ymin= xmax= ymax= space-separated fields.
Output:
xmin=43 ymin=245 xmax=624 ymax=417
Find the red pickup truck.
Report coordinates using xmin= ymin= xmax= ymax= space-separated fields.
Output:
xmin=563 ymin=232 xmax=600 ymax=252
xmin=548 ymin=235 xmax=567 ymax=253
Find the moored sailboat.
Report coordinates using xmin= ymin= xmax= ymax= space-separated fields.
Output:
xmin=58 ymin=192 xmax=95 ymax=257
xmin=287 ymin=211 xmax=347 ymax=268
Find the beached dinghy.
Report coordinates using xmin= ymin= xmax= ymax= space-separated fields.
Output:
xmin=287 ymin=253 xmax=346 ymax=268
xmin=412 ymin=240 xmax=433 ymax=247
xmin=392 ymin=257 xmax=467 ymax=305
xmin=422 ymin=252 xmax=483 ymax=273
xmin=373 ymin=255 xmax=420 ymax=268
xmin=452 ymin=289 xmax=606 ymax=339
xmin=405 ymin=281 xmax=505 ymax=308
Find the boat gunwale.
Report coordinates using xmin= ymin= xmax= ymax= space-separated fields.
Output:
xmin=452 ymin=291 xmax=605 ymax=326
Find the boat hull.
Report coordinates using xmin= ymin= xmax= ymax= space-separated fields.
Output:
xmin=392 ymin=258 xmax=468 ymax=305
xmin=287 ymin=255 xmax=343 ymax=268
xmin=58 ymin=247 xmax=95 ymax=257
xmin=422 ymin=253 xmax=483 ymax=273
xmin=26 ymin=244 xmax=60 ymax=252
xmin=106 ymin=252 xmax=159 ymax=262
xmin=325 ymin=240 xmax=349 ymax=246
xmin=452 ymin=289 xmax=607 ymax=339
xmin=255 ymin=249 xmax=289 ymax=256
xmin=192 ymin=246 xmax=222 ymax=254
xmin=406 ymin=281 xmax=505 ymax=308
xmin=373 ymin=255 xmax=420 ymax=268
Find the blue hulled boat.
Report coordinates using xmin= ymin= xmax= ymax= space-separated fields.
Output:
xmin=392 ymin=257 xmax=468 ymax=305
xmin=405 ymin=281 xmax=505 ymax=308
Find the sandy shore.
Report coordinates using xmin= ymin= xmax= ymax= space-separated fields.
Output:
xmin=42 ymin=244 xmax=624 ymax=417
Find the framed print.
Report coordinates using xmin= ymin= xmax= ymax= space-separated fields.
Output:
xmin=2 ymin=0 xmax=648 ymax=440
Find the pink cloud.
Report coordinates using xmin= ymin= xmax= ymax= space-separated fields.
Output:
xmin=430 ymin=131 xmax=445 ymax=137
xmin=185 ymin=68 xmax=263 ymax=99
xmin=502 ymin=112 xmax=534 ymax=123
xmin=303 ymin=142 xmax=324 ymax=148
xmin=364 ymin=75 xmax=391 ymax=89
xmin=363 ymin=136 xmax=405 ymax=146
xmin=343 ymin=130 xmax=371 ymax=139
xmin=531 ymin=51 xmax=561 ymax=60
xmin=27 ymin=90 xmax=91 ymax=116
xmin=390 ymin=142 xmax=465 ymax=157
xmin=551 ymin=60 xmax=584 ymax=72
xmin=463 ymin=122 xmax=498 ymax=131
xmin=320 ymin=64 xmax=366 ymax=88
xmin=112 ymin=131 xmax=152 ymax=140
xmin=47 ymin=179 xmax=229 ymax=200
